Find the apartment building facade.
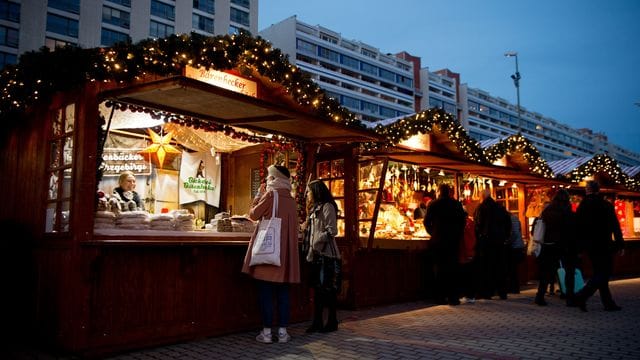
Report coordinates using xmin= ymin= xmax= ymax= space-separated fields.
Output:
xmin=0 ymin=0 xmax=257 ymax=69
xmin=259 ymin=16 xmax=415 ymax=124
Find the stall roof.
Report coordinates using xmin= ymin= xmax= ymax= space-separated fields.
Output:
xmin=366 ymin=148 xmax=564 ymax=185
xmin=100 ymin=76 xmax=382 ymax=144
xmin=548 ymin=156 xmax=591 ymax=176
xmin=623 ymin=165 xmax=640 ymax=178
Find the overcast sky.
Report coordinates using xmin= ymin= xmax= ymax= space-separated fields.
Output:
xmin=259 ymin=0 xmax=640 ymax=154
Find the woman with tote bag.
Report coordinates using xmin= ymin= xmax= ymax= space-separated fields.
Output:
xmin=242 ymin=165 xmax=300 ymax=344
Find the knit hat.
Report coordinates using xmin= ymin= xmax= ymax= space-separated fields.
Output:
xmin=267 ymin=165 xmax=290 ymax=179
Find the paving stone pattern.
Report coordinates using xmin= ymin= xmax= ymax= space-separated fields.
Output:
xmin=10 ymin=278 xmax=640 ymax=359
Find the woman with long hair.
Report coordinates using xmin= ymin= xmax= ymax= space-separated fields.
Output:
xmin=303 ymin=180 xmax=342 ymax=333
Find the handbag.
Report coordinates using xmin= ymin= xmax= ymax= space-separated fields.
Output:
xmin=315 ymin=236 xmax=342 ymax=293
xmin=527 ymin=218 xmax=544 ymax=257
xmin=249 ymin=191 xmax=282 ymax=266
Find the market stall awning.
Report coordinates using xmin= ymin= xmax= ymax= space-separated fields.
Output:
xmin=100 ymin=76 xmax=382 ymax=144
xmin=368 ymin=149 xmax=564 ymax=185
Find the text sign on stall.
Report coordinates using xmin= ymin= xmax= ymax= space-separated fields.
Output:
xmin=185 ymin=66 xmax=258 ymax=98
xmin=101 ymin=148 xmax=152 ymax=176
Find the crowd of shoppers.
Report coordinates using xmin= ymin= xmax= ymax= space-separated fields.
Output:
xmin=244 ymin=170 xmax=625 ymax=344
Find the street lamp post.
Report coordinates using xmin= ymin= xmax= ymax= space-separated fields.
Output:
xmin=504 ymin=51 xmax=522 ymax=133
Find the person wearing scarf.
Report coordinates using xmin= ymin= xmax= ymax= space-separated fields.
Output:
xmin=242 ymin=165 xmax=300 ymax=343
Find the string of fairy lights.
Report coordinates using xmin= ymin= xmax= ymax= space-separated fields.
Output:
xmin=0 ymin=32 xmax=360 ymax=127
xmin=364 ymin=108 xmax=485 ymax=163
xmin=1 ymin=31 xmax=638 ymax=193
xmin=568 ymin=154 xmax=639 ymax=191
xmin=485 ymin=134 xmax=554 ymax=178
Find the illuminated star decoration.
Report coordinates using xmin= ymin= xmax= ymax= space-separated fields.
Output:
xmin=139 ymin=129 xmax=181 ymax=168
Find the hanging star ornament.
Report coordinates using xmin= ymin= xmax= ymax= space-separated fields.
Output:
xmin=139 ymin=129 xmax=181 ymax=168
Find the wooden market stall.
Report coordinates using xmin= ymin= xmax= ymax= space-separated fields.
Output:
xmin=547 ymin=154 xmax=640 ymax=277
xmin=314 ymin=111 xmax=563 ymax=308
xmin=0 ymin=33 xmax=380 ymax=357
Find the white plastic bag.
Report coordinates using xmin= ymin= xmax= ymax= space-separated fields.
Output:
xmin=527 ymin=218 xmax=544 ymax=257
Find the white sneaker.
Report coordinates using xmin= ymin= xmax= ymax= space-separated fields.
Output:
xmin=467 ymin=297 xmax=476 ymax=304
xmin=256 ymin=331 xmax=273 ymax=344
xmin=277 ymin=332 xmax=291 ymax=343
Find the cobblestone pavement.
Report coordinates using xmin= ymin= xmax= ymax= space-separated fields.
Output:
xmin=9 ymin=278 xmax=640 ymax=359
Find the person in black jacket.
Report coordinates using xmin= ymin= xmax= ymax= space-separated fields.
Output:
xmin=537 ymin=189 xmax=576 ymax=306
xmin=424 ymin=184 xmax=467 ymax=305
xmin=474 ymin=188 xmax=512 ymax=300
xmin=574 ymin=181 xmax=625 ymax=312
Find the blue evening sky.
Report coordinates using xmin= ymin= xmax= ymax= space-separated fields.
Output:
xmin=259 ymin=0 xmax=640 ymax=154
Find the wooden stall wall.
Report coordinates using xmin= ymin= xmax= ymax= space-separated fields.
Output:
xmin=79 ymin=243 xmax=311 ymax=357
xmin=349 ymin=248 xmax=429 ymax=308
xmin=0 ymin=98 xmax=53 ymax=348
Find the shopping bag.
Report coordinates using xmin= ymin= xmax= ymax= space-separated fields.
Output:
xmin=249 ymin=191 xmax=281 ymax=266
xmin=557 ymin=261 xmax=585 ymax=294
xmin=527 ymin=218 xmax=544 ymax=257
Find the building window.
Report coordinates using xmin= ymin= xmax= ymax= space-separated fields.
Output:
xmin=341 ymin=54 xmax=359 ymax=69
xmin=103 ymin=6 xmax=130 ymax=29
xmin=45 ymin=37 xmax=75 ymax=50
xmin=230 ymin=0 xmax=249 ymax=9
xmin=380 ymin=106 xmax=396 ymax=118
xmin=228 ymin=25 xmax=242 ymax=35
xmin=319 ymin=32 xmax=338 ymax=44
xmin=360 ymin=62 xmax=377 ymax=76
xmin=361 ymin=101 xmax=378 ymax=114
xmin=361 ymin=48 xmax=376 ymax=59
xmin=193 ymin=0 xmax=215 ymax=14
xmin=151 ymin=0 xmax=175 ymax=21
xmin=48 ymin=0 xmax=80 ymax=14
xmin=192 ymin=14 xmax=214 ymax=33
xmin=150 ymin=20 xmax=174 ymax=38
xmin=342 ymin=95 xmax=360 ymax=110
xmin=444 ymin=102 xmax=456 ymax=115
xmin=0 ymin=51 xmax=16 ymax=68
xmin=0 ymin=25 xmax=18 ymax=48
xmin=0 ymin=1 xmax=20 ymax=22
xmin=379 ymin=68 xmax=395 ymax=82
xmin=46 ymin=13 xmax=79 ymax=38
xmin=318 ymin=46 xmax=339 ymax=63
xmin=296 ymin=38 xmax=316 ymax=54
xmin=397 ymin=75 xmax=413 ymax=88
xmin=45 ymin=103 xmax=75 ymax=233
xmin=101 ymin=28 xmax=129 ymax=46
xmin=106 ymin=0 xmax=131 ymax=6
xmin=230 ymin=7 xmax=249 ymax=26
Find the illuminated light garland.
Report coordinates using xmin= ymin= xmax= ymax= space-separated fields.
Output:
xmin=0 ymin=32 xmax=361 ymax=128
xmin=567 ymin=153 xmax=639 ymax=191
xmin=484 ymin=134 xmax=555 ymax=178
xmin=362 ymin=108 xmax=486 ymax=163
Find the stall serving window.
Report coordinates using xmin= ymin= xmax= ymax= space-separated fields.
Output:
xmin=356 ymin=159 xmax=457 ymax=241
xmin=93 ymin=102 xmax=302 ymax=236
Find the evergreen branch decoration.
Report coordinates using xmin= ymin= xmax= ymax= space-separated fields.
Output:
xmin=364 ymin=108 xmax=486 ymax=163
xmin=0 ymin=32 xmax=361 ymax=128
xmin=484 ymin=134 xmax=554 ymax=178
xmin=567 ymin=154 xmax=636 ymax=190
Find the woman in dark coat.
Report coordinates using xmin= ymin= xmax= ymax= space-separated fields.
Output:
xmin=537 ymin=189 xmax=576 ymax=306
